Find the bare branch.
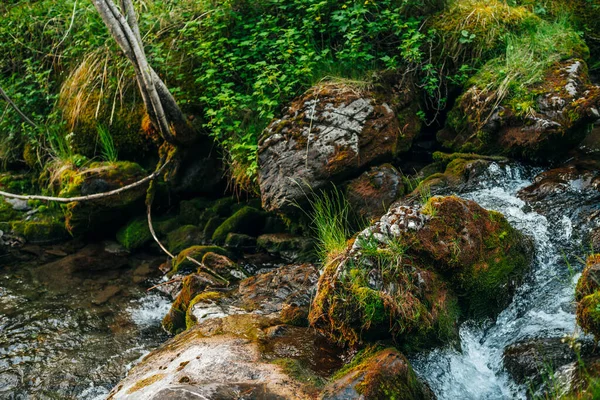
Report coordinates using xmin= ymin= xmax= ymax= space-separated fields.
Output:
xmin=0 ymin=160 xmax=169 ymax=203
xmin=0 ymin=86 xmax=38 ymax=129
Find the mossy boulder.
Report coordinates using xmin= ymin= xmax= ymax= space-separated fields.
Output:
xmin=171 ymin=245 xmax=230 ymax=274
xmin=202 ymin=251 xmax=248 ymax=281
xmin=224 ymin=232 xmax=257 ymax=250
xmin=310 ymin=196 xmax=533 ymax=347
xmin=10 ymin=209 xmax=68 ymax=244
xmin=58 ymin=161 xmax=147 ymax=235
xmin=258 ymin=79 xmax=421 ymax=213
xmin=211 ymin=206 xmax=264 ymax=244
xmin=576 ymin=254 xmax=600 ymax=340
xmin=166 ymin=225 xmax=204 ymax=254
xmin=116 ymin=217 xmax=152 ymax=251
xmin=438 ymin=21 xmax=599 ymax=160
xmin=321 ymin=347 xmax=434 ymax=400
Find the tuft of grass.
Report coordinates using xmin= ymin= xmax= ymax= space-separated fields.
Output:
xmin=96 ymin=124 xmax=118 ymax=162
xmin=307 ymin=187 xmax=352 ymax=264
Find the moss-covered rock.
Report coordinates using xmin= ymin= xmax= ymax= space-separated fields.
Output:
xmin=310 ymin=196 xmax=533 ymax=347
xmin=161 ymin=273 xmax=223 ymax=334
xmin=166 ymin=225 xmax=204 ymax=254
xmin=211 ymin=206 xmax=265 ymax=244
xmin=224 ymin=232 xmax=257 ymax=250
xmin=10 ymin=209 xmax=68 ymax=244
xmin=576 ymin=254 xmax=600 ymax=340
xmin=116 ymin=217 xmax=152 ymax=251
xmin=171 ymin=245 xmax=230 ymax=274
xmin=177 ymin=198 xmax=213 ymax=226
xmin=321 ymin=347 xmax=434 ymax=400
xmin=58 ymin=161 xmax=147 ymax=235
xmin=202 ymin=251 xmax=248 ymax=281
xmin=438 ymin=23 xmax=598 ymax=161
xmin=257 ymin=233 xmax=315 ymax=262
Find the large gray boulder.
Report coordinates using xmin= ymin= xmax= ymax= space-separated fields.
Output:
xmin=258 ymin=80 xmax=420 ymax=213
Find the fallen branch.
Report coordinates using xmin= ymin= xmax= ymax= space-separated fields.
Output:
xmin=146 ymin=276 xmax=183 ymax=292
xmin=0 ymin=160 xmax=170 ymax=203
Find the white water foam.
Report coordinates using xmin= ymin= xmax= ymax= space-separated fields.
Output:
xmin=412 ymin=163 xmax=580 ymax=399
xmin=127 ymin=293 xmax=172 ymax=328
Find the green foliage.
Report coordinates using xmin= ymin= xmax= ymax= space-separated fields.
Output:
xmin=169 ymin=0 xmax=445 ymax=184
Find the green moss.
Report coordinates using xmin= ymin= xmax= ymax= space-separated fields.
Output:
xmin=116 ymin=217 xmax=152 ymax=251
xmin=0 ymin=199 xmax=19 ymax=222
xmin=10 ymin=210 xmax=68 ymax=243
xmin=185 ymin=291 xmax=224 ymax=329
xmin=211 ymin=206 xmax=264 ymax=244
xmin=272 ymin=358 xmax=325 ymax=388
xmin=171 ymin=245 xmax=230 ymax=274
xmin=166 ymin=225 xmax=204 ymax=254
xmin=577 ymin=292 xmax=600 ymax=340
xmin=178 ymin=198 xmax=213 ymax=225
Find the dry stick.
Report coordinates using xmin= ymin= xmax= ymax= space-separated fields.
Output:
xmin=0 ymin=160 xmax=170 ymax=203
xmin=146 ymin=276 xmax=183 ymax=292
xmin=0 ymin=86 xmax=38 ymax=129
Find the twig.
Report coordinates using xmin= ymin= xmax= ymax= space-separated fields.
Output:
xmin=0 ymin=160 xmax=170 ymax=203
xmin=0 ymin=86 xmax=38 ymax=129
xmin=146 ymin=276 xmax=183 ymax=292
xmin=147 ymin=202 xmax=175 ymax=259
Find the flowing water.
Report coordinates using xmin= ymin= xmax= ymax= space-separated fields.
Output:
xmin=412 ymin=163 xmax=592 ymax=399
xmin=0 ymin=246 xmax=171 ymax=399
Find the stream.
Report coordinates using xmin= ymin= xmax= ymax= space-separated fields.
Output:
xmin=412 ymin=163 xmax=591 ymax=399
xmin=0 ymin=245 xmax=171 ymax=399
xmin=0 ymin=162 xmax=594 ymax=399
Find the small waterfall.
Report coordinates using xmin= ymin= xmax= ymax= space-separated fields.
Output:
xmin=412 ymin=163 xmax=582 ymax=399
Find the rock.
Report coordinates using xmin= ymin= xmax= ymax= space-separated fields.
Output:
xmin=59 ymin=161 xmax=148 ymax=235
xmin=92 ymin=285 xmax=122 ymax=305
xmin=345 ymin=164 xmax=405 ymax=222
xmin=503 ymin=338 xmax=581 ymax=387
xmin=116 ymin=217 xmax=152 ymax=251
xmin=211 ymin=206 xmax=264 ymax=244
xmin=9 ymin=210 xmax=68 ymax=244
xmin=414 ymin=152 xmax=509 ymax=196
xmin=257 ymin=233 xmax=314 ymax=262
xmin=177 ymin=198 xmax=213 ymax=226
xmin=162 ymin=273 xmax=224 ymax=334
xmin=310 ymin=196 xmax=533 ymax=347
xmin=258 ymin=80 xmax=421 ymax=213
xmin=109 ymin=314 xmax=343 ymax=400
xmin=170 ymin=245 xmax=230 ymax=275
xmin=202 ymin=216 xmax=222 ymax=241
xmin=439 ymin=57 xmax=600 ymax=160
xmin=224 ymin=232 xmax=257 ymax=250
xmin=166 ymin=225 xmax=204 ymax=254
xmin=201 ymin=252 xmax=248 ymax=281
xmin=5 ymin=198 xmax=29 ymax=211
xmin=170 ymin=137 xmax=226 ymax=195
xmin=321 ymin=348 xmax=434 ymax=400
xmin=518 ymin=163 xmax=600 ymax=243
xmin=576 ymin=254 xmax=600 ymax=340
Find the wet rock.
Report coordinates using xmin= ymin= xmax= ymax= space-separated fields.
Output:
xmin=162 ymin=273 xmax=224 ymax=334
xmin=171 ymin=245 xmax=230 ymax=275
xmin=201 ymin=252 xmax=248 ymax=281
xmin=59 ymin=161 xmax=148 ymax=235
xmin=503 ymin=338 xmax=580 ymax=387
xmin=321 ymin=348 xmax=434 ymax=400
xmin=92 ymin=285 xmax=122 ymax=305
xmin=166 ymin=225 xmax=204 ymax=254
xmin=224 ymin=233 xmax=256 ymax=250
xmin=518 ymin=163 xmax=600 ymax=243
xmin=439 ymin=58 xmax=600 ymax=160
xmin=257 ymin=233 xmax=314 ymax=262
xmin=414 ymin=152 xmax=509 ymax=196
xmin=310 ymin=196 xmax=533 ymax=347
xmin=345 ymin=164 xmax=405 ymax=221
xmin=9 ymin=210 xmax=68 ymax=244
xmin=211 ymin=206 xmax=264 ymax=244
xmin=258 ymin=80 xmax=421 ymax=213
xmin=576 ymin=254 xmax=600 ymax=340
xmin=109 ymin=314 xmax=343 ymax=400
